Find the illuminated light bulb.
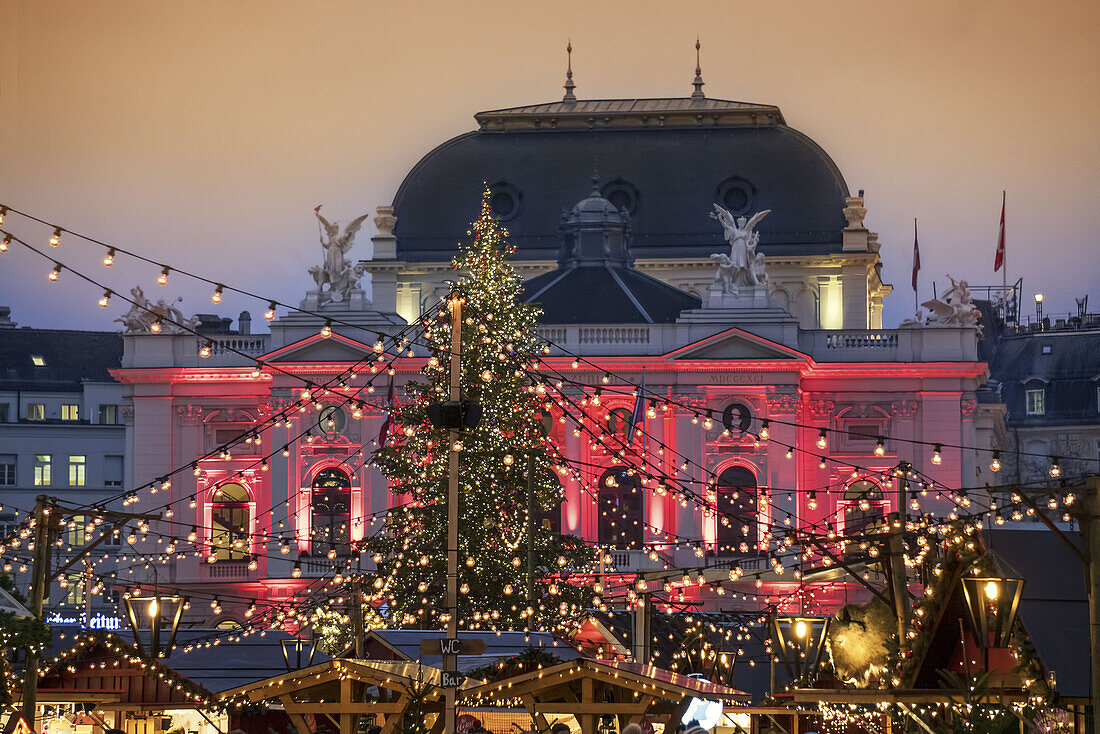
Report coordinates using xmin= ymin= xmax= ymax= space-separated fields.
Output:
xmin=281 ymin=445 xmax=289 ymax=457
xmin=0 ymin=235 xmax=10 ymax=253
xmin=931 ymin=444 xmax=943 ymax=465
xmin=0 ymin=206 xmax=6 ymax=224
xmin=157 ymin=266 xmax=170 ymax=285
xmin=984 ymin=580 xmax=999 ymax=600
xmin=320 ymin=320 xmax=332 ymax=338
xmin=211 ymin=285 xmax=224 ymax=303
xmin=373 ymin=340 xmax=384 ymax=353
xmin=808 ymin=492 xmax=817 ymax=511
xmin=48 ymin=263 xmax=62 ymax=281
xmin=251 ymin=365 xmax=261 ymax=378
xmin=875 ymin=437 xmax=885 ymax=456
xmin=103 ymin=247 xmax=116 ymax=266
xmin=260 ymin=460 xmax=269 ymax=472
xmin=481 ymin=370 xmax=492 ymax=381
xmin=794 ymin=620 xmax=807 ymax=639
xmin=150 ymin=318 xmax=162 ymax=333
xmin=300 ymin=389 xmax=311 ymax=400
xmin=818 ymin=458 xmax=826 ymax=469
xmin=816 ymin=430 xmax=827 ymax=449
xmin=990 ymin=451 xmax=1001 ymax=472
xmin=280 ymin=541 xmax=290 ymax=554
xmin=1049 ymin=457 xmax=1060 ymax=477
xmin=49 ymin=228 xmax=62 ymax=247
xmin=248 ymin=557 xmax=258 ymax=570
xmin=264 ymin=302 xmax=276 ymax=320
xmin=187 ymin=527 xmax=197 ymax=542
xmin=504 ymin=454 xmax=513 ymax=465
xmin=199 ymin=341 xmax=212 ymax=358
xmin=98 ymin=290 xmax=113 ymax=308
xmin=785 ymin=447 xmax=793 ymax=459
xmin=759 ymin=420 xmax=769 ymax=440
xmin=148 ymin=598 xmax=159 ymax=618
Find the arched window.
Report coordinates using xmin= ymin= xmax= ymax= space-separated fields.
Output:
xmin=843 ymin=480 xmax=885 ymax=536
xmin=597 ymin=467 xmax=643 ymax=549
xmin=716 ymin=466 xmax=758 ymax=555
xmin=211 ymin=483 xmax=250 ymax=560
xmin=312 ymin=468 xmax=352 ymax=556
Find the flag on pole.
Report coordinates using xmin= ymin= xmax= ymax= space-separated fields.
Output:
xmin=911 ymin=219 xmax=921 ymax=291
xmin=627 ymin=369 xmax=646 ymax=442
xmin=377 ymin=375 xmax=395 ymax=445
xmin=994 ymin=191 xmax=1006 ymax=272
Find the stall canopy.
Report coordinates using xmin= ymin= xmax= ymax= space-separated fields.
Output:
xmin=218 ymin=658 xmax=480 ymax=734
xmin=363 ymin=629 xmax=584 ymax=672
xmin=29 ymin=629 xmax=330 ymax=710
xmin=461 ymin=657 xmax=749 ymax=734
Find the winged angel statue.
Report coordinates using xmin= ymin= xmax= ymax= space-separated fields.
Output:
xmin=912 ymin=275 xmax=982 ymax=332
xmin=709 ymin=205 xmax=771 ymax=292
xmin=310 ymin=205 xmax=371 ymax=304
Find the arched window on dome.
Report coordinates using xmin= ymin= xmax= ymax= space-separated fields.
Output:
xmin=842 ymin=480 xmax=886 ymax=538
xmin=312 ymin=468 xmax=352 ymax=557
xmin=598 ymin=467 xmax=643 ymax=550
xmin=210 ymin=483 xmax=250 ymax=560
xmin=715 ymin=466 xmax=758 ymax=556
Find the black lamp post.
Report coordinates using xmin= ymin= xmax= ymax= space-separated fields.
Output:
xmin=122 ymin=595 xmax=186 ymax=658
xmin=960 ymin=576 xmax=1024 ymax=649
xmin=770 ymin=615 xmax=831 ymax=687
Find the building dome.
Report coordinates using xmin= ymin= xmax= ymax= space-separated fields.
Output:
xmin=566 ymin=187 xmax=628 ymax=225
xmin=392 ymin=96 xmax=849 ymax=263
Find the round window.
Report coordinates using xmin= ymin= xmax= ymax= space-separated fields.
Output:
xmin=488 ymin=182 xmax=521 ymax=221
xmin=721 ymin=403 xmax=753 ymax=433
xmin=716 ymin=177 xmax=756 ymax=216
xmin=600 ymin=179 xmax=639 ymax=215
xmin=318 ymin=406 xmax=346 ymax=435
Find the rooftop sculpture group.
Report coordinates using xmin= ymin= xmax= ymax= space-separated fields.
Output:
xmin=115 ymin=286 xmax=199 ymax=333
xmin=309 ymin=205 xmax=370 ymax=306
xmin=710 ymin=204 xmax=770 ymax=293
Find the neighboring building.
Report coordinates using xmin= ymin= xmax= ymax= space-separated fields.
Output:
xmin=109 ymin=80 xmax=1001 ymax=626
xmin=0 ymin=306 xmax=126 ymax=623
xmin=984 ymin=304 xmax=1100 ymax=483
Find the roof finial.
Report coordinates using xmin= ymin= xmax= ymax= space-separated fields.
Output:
xmin=563 ymin=40 xmax=577 ymax=102
xmin=590 ymin=167 xmax=600 ymax=195
xmin=691 ymin=37 xmax=705 ymax=99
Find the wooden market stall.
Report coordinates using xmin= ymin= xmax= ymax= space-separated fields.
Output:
xmin=218 ymin=658 xmax=480 ymax=734
xmin=459 ymin=658 xmax=749 ymax=734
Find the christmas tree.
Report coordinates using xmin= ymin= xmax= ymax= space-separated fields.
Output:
xmin=360 ymin=191 xmax=595 ymax=631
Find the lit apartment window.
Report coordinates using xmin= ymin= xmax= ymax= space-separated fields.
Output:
xmin=61 ymin=404 xmax=79 ymax=421
xmin=33 ymin=455 xmax=51 ymax=486
xmin=67 ymin=515 xmax=86 ymax=546
xmin=0 ymin=456 xmax=14 ymax=487
xmin=66 ymin=573 xmax=85 ymax=607
xmin=26 ymin=404 xmax=45 ymax=421
xmin=98 ymin=404 xmax=118 ymax=425
xmin=30 ymin=355 xmax=45 ymax=367
xmin=1025 ymin=389 xmax=1045 ymax=415
xmin=68 ymin=455 xmax=86 ymax=487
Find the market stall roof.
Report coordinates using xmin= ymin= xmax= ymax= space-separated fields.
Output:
xmin=364 ymin=628 xmax=584 ymax=673
xmin=461 ymin=657 xmax=749 ymax=734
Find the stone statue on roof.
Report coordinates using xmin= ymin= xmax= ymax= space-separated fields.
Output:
xmin=917 ymin=275 xmax=982 ymax=332
xmin=115 ymin=286 xmax=199 ymax=333
xmin=709 ymin=205 xmax=771 ymax=293
xmin=310 ymin=205 xmax=371 ymax=305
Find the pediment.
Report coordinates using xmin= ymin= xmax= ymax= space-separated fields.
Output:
xmin=262 ymin=333 xmax=374 ymax=363
xmin=667 ymin=328 xmax=808 ymax=362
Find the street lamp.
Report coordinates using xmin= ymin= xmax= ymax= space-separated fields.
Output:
xmin=280 ymin=637 xmax=318 ymax=672
xmin=960 ymin=576 xmax=1024 ymax=648
xmin=1034 ymin=293 xmax=1044 ymax=324
xmin=770 ymin=616 xmax=831 ymax=687
xmin=122 ymin=594 xmax=186 ymax=658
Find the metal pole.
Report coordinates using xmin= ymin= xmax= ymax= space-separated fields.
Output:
xmin=526 ymin=449 xmax=536 ymax=618
xmin=1085 ymin=477 xmax=1100 ymax=724
xmin=23 ymin=495 xmax=54 ymax=728
xmin=444 ymin=295 xmax=462 ymax=734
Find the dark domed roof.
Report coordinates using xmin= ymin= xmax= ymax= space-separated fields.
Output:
xmin=392 ymin=97 xmax=849 ymax=263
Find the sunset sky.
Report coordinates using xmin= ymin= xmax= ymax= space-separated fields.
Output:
xmin=1 ymin=0 xmax=1097 ymax=331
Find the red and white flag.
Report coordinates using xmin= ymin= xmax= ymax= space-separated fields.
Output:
xmin=994 ymin=191 xmax=1006 ymax=272
xmin=377 ymin=375 xmax=395 ymax=445
xmin=911 ymin=219 xmax=920 ymax=291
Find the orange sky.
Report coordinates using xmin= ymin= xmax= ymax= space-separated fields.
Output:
xmin=1 ymin=0 xmax=1097 ymax=329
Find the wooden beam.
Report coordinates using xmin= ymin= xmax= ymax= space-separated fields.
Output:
xmin=524 ymin=694 xmax=552 ymax=734
xmin=340 ymin=677 xmax=354 ymax=734
xmin=280 ymin=696 xmax=312 ymax=734
xmin=579 ymin=677 xmax=595 ymax=734
xmin=377 ymin=694 xmax=408 ymax=734
xmin=622 ymin=696 xmax=655 ymax=727
xmin=530 ymin=703 xmax=655 ymax=715
xmin=284 ymin=703 xmax=409 ymax=715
